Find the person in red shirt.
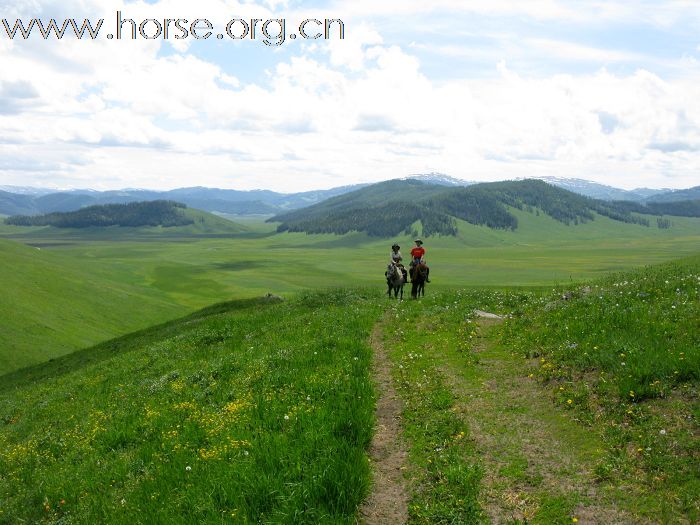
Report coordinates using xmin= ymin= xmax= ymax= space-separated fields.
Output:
xmin=409 ymin=239 xmax=430 ymax=282
xmin=410 ymin=239 xmax=425 ymax=263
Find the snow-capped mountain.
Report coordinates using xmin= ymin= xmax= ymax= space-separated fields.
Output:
xmin=404 ymin=172 xmax=477 ymax=186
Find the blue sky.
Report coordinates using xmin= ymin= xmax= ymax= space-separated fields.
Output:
xmin=1 ymin=0 xmax=699 ymax=191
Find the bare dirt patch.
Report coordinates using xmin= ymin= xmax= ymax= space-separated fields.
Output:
xmin=358 ymin=321 xmax=409 ymax=525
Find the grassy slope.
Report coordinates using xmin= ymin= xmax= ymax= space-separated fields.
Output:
xmin=0 ymin=211 xmax=252 ymax=375
xmin=500 ymin=255 xmax=700 ymax=520
xmin=0 ymin=240 xmax=187 ymax=375
xmin=382 ymin=290 xmax=601 ymax=524
xmin=419 ymin=208 xmax=700 ymax=286
xmin=0 ymin=290 xmax=382 ymax=524
xmin=0 ymin=208 xmax=248 ymax=240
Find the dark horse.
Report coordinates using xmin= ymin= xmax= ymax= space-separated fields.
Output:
xmin=411 ymin=263 xmax=428 ymax=299
xmin=385 ymin=264 xmax=405 ymax=299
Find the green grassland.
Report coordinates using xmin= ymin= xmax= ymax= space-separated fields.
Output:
xmin=0 ymin=207 xmax=698 ymax=374
xmin=0 ymin=211 xmax=250 ymax=375
xmin=1 ymin=258 xmax=697 ymax=523
xmin=0 ymin=239 xmax=189 ymax=375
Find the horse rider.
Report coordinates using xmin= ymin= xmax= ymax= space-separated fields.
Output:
xmin=389 ymin=243 xmax=408 ymax=283
xmin=409 ymin=239 xmax=430 ymax=282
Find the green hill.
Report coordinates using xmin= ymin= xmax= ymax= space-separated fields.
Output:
xmin=0 ymin=205 xmax=248 ymax=240
xmin=5 ymin=200 xmax=196 ymax=228
xmin=643 ymin=199 xmax=700 ymax=217
xmin=499 ymin=255 xmax=700 ymax=519
xmin=271 ymin=179 xmax=699 ymax=236
xmin=377 ymin=255 xmax=699 ymax=522
xmin=269 ymin=179 xmax=452 ymax=236
xmin=0 ymin=208 xmax=252 ymax=375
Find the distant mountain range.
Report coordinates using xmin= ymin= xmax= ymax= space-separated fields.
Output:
xmin=529 ymin=177 xmax=672 ymax=201
xmin=0 ymin=184 xmax=368 ymax=217
xmin=641 ymin=185 xmax=700 ymax=203
xmin=0 ymin=176 xmax=697 ymax=217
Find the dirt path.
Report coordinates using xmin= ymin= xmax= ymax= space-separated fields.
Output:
xmin=359 ymin=321 xmax=409 ymax=525
xmin=436 ymin=315 xmax=638 ymax=524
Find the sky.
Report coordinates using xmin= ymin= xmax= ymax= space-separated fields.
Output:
xmin=1 ymin=0 xmax=700 ymax=192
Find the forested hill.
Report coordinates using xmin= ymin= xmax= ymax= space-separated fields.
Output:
xmin=4 ymin=201 xmax=194 ymax=228
xmin=270 ymin=179 xmax=700 ymax=237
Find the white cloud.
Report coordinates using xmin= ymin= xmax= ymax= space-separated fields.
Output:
xmin=324 ymin=22 xmax=382 ymax=71
xmin=525 ymin=38 xmax=647 ymax=63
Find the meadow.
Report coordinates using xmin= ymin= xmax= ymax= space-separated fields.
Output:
xmin=0 ymin=239 xmax=188 ymax=375
xmin=1 ymin=256 xmax=697 ymax=523
xmin=0 ymin=207 xmax=699 ymax=374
